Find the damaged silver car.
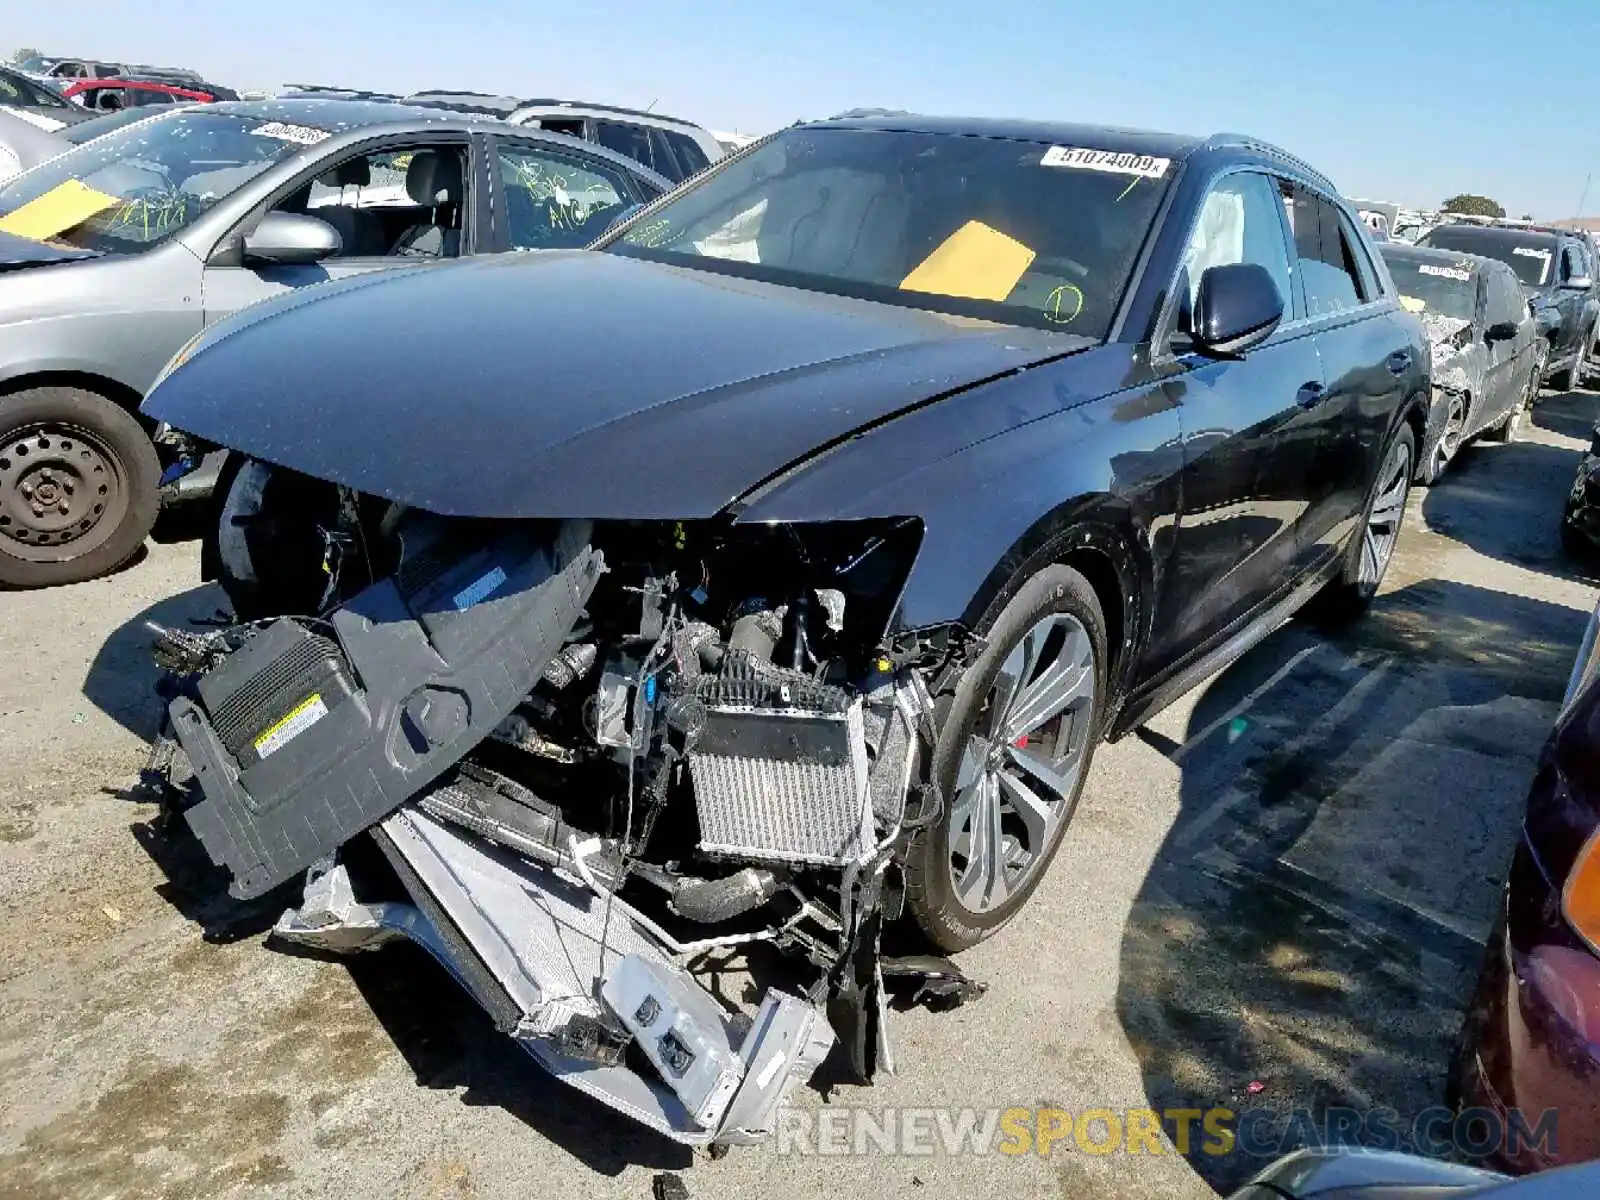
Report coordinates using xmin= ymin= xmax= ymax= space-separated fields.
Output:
xmin=1380 ymin=243 xmax=1541 ymax=482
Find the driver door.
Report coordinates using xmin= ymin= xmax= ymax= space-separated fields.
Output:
xmin=200 ymin=135 xmax=481 ymax=328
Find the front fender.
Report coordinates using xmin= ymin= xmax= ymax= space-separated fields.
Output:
xmin=740 ymin=373 xmax=1184 ymax=665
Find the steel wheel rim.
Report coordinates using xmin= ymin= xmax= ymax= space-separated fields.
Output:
xmin=1436 ymin=394 xmax=1465 ymax=473
xmin=0 ymin=422 xmax=128 ymax=562
xmin=947 ymin=612 xmax=1096 ymax=912
xmin=1359 ymin=437 xmax=1411 ymax=587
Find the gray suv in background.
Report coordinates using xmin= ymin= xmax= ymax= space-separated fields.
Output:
xmin=0 ymin=99 xmax=667 ymax=588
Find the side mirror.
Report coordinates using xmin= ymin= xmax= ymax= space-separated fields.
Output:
xmin=243 ymin=211 xmax=341 ymax=266
xmin=1485 ymin=320 xmax=1519 ymax=343
xmin=1566 ymin=274 xmax=1594 ymax=291
xmin=1190 ymin=262 xmax=1285 ymax=357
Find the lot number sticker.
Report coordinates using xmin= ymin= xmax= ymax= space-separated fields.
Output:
xmin=252 ymin=121 xmax=332 ymax=146
xmin=1041 ymin=146 xmax=1170 ymax=178
xmin=1418 ymin=264 xmax=1471 ymax=282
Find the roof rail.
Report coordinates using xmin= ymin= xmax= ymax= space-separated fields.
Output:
xmin=1201 ymin=132 xmax=1336 ymax=190
xmin=405 ymin=90 xmax=703 ymax=128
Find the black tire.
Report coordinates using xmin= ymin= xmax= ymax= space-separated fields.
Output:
xmin=1554 ymin=340 xmax=1584 ymax=393
xmin=1308 ymin=422 xmax=1415 ymax=627
xmin=0 ymin=387 xmax=159 ymax=589
xmin=903 ymin=563 xmax=1107 ymax=952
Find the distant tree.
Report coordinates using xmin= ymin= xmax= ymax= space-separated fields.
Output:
xmin=11 ymin=47 xmax=39 ymax=64
xmin=1441 ymin=194 xmax=1506 ymax=218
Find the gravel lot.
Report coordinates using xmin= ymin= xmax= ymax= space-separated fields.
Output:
xmin=2 ymin=391 xmax=1596 ymax=1200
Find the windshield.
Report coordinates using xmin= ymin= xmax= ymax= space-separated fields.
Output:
xmin=1382 ymin=254 xmax=1477 ymax=321
xmin=603 ymin=127 xmax=1172 ymax=336
xmin=0 ymin=110 xmax=323 ymax=253
xmin=1421 ymin=227 xmax=1555 ymax=287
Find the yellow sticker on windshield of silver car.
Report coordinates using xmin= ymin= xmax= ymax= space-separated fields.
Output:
xmin=0 ymin=179 xmax=121 ymax=242
xmin=900 ymin=220 xmax=1036 ymax=303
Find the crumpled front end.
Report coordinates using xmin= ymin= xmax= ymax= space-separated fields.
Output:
xmin=144 ymin=482 xmax=986 ymax=1145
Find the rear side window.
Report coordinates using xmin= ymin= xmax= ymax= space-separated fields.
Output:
xmin=663 ymin=130 xmax=710 ymax=176
xmin=1282 ymin=185 xmax=1368 ymax=317
xmin=647 ymin=128 xmax=684 ymax=181
xmin=594 ymin=120 xmax=661 ymax=175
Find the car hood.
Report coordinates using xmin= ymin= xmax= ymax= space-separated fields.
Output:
xmin=0 ymin=228 xmax=101 ymax=270
xmin=143 ymin=250 xmax=1087 ymax=518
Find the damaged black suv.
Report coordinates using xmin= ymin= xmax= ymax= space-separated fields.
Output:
xmin=140 ymin=115 xmax=1428 ymax=1146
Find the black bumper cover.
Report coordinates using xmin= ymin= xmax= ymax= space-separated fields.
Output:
xmin=172 ymin=529 xmax=603 ymax=898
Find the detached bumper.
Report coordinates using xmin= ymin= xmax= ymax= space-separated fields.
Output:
xmin=277 ymin=805 xmax=834 ymax=1145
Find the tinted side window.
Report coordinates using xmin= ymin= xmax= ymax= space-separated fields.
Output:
xmin=1283 ymin=185 xmax=1366 ymax=316
xmin=1564 ymin=241 xmax=1591 ymax=282
xmin=1491 ymin=268 xmax=1523 ymax=325
xmin=647 ymin=128 xmax=684 ymax=182
xmin=664 ymin=130 xmax=710 ymax=176
xmin=1175 ymin=171 xmax=1294 ymax=333
xmin=1339 ymin=210 xmax=1384 ymax=297
xmin=497 ymin=142 xmax=633 ymax=250
xmin=594 ymin=120 xmax=658 ymax=174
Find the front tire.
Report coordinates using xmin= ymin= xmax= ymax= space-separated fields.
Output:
xmin=1308 ymin=422 xmax=1414 ymax=626
xmin=1417 ymin=390 xmax=1465 ymax=484
xmin=0 ymin=387 xmax=159 ymax=589
xmin=903 ymin=564 xmax=1107 ymax=952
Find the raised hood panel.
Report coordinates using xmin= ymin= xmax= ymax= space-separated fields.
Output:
xmin=143 ymin=251 xmax=1083 ymax=518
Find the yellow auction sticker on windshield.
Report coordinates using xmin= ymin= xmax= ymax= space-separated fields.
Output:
xmin=0 ymin=179 xmax=121 ymax=242
xmin=900 ymin=220 xmax=1036 ymax=303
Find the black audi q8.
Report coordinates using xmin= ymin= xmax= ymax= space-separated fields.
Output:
xmin=139 ymin=115 xmax=1429 ymax=1137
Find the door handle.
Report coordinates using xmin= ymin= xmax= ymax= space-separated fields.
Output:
xmin=1387 ymin=350 xmax=1412 ymax=375
xmin=1296 ymin=381 xmax=1325 ymax=408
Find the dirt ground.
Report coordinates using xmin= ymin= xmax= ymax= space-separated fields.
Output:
xmin=1 ymin=391 xmax=1596 ymax=1200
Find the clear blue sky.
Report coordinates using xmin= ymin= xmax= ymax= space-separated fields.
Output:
xmin=5 ymin=0 xmax=1596 ymax=217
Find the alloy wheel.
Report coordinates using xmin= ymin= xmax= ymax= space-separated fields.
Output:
xmin=1359 ymin=436 xmax=1412 ymax=588
xmin=1434 ymin=393 xmax=1466 ymax=476
xmin=948 ymin=612 xmax=1096 ymax=912
xmin=0 ymin=423 xmax=128 ymax=562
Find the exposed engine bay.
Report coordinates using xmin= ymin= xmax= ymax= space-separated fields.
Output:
xmin=144 ymin=460 xmax=988 ymax=1145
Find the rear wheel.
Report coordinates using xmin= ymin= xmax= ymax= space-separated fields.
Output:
xmin=903 ymin=564 xmax=1106 ymax=952
xmin=0 ymin=387 xmax=159 ymax=588
xmin=1308 ymin=422 xmax=1414 ymax=626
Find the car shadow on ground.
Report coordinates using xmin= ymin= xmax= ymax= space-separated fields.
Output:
xmin=1528 ymin=386 xmax=1598 ymax=443
xmin=1116 ymin=578 xmax=1586 ymax=1193
xmin=1421 ymin=392 xmax=1599 ymax=581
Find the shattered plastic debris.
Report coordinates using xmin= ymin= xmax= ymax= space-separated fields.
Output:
xmin=1245 ymin=1080 xmax=1267 ymax=1096
xmin=652 ymin=1173 xmax=690 ymax=1200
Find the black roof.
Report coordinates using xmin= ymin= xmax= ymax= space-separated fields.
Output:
xmin=1378 ymin=242 xmax=1493 ymax=276
xmin=1423 ymin=223 xmax=1563 ymax=248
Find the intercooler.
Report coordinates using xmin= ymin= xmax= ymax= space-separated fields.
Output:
xmin=682 ymin=652 xmax=876 ymax=867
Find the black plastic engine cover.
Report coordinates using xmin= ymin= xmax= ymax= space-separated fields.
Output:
xmin=173 ymin=525 xmax=603 ymax=898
